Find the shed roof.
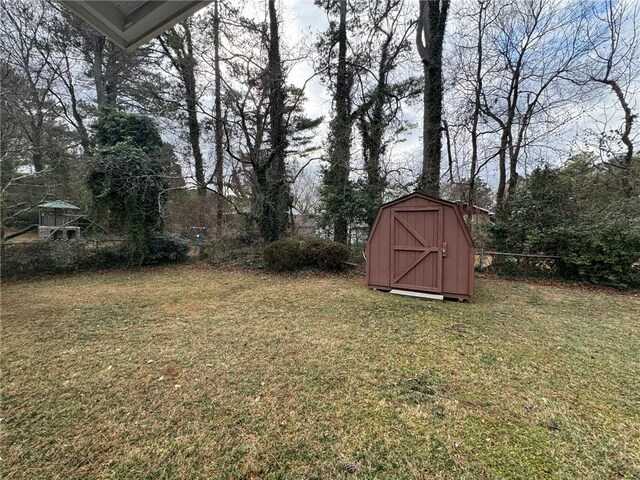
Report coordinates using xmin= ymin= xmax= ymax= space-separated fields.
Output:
xmin=38 ymin=200 xmax=81 ymax=210
xmin=59 ymin=1 xmax=211 ymax=52
xmin=379 ymin=191 xmax=461 ymax=209
xmin=373 ymin=192 xmax=474 ymax=247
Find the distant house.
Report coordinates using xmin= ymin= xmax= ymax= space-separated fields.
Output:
xmin=38 ymin=200 xmax=82 ymax=240
xmin=292 ymin=212 xmax=368 ymax=245
xmin=459 ymin=204 xmax=495 ymax=223
xmin=349 ymin=222 xmax=369 ymax=245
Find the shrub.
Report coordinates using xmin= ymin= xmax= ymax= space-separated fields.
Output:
xmin=0 ymin=235 xmax=188 ymax=281
xmin=1 ymin=242 xmax=56 ymax=278
xmin=94 ymin=108 xmax=163 ymax=155
xmin=263 ymin=237 xmax=350 ymax=272
xmin=144 ymin=234 xmax=189 ymax=265
xmin=202 ymin=238 xmax=264 ymax=268
xmin=91 ymin=247 xmax=128 ymax=268
xmin=263 ymin=239 xmax=304 ymax=271
xmin=75 ymin=244 xmax=128 ymax=271
xmin=490 ymin=256 xmax=520 ymax=277
xmin=1 ymin=241 xmax=130 ymax=280
xmin=299 ymin=237 xmax=350 ymax=270
xmin=548 ymin=224 xmax=640 ymax=289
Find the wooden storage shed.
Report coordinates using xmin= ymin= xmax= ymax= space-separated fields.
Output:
xmin=366 ymin=193 xmax=474 ymax=301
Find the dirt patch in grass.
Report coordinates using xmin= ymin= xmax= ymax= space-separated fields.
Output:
xmin=2 ymin=266 xmax=639 ymax=479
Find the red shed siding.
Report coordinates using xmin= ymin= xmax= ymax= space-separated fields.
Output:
xmin=366 ymin=208 xmax=391 ymax=287
xmin=441 ymin=205 xmax=473 ymax=297
xmin=366 ymin=193 xmax=474 ymax=300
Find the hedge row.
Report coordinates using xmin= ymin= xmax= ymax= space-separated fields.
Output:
xmin=1 ymin=234 xmax=189 ymax=280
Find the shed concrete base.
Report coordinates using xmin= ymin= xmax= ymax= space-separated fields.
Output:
xmin=389 ymin=289 xmax=444 ymax=301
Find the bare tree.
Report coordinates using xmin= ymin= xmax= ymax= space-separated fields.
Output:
xmin=1 ymin=34 xmax=78 ymax=237
xmin=466 ymin=0 xmax=488 ymax=219
xmin=221 ymin=9 xmax=320 ymax=241
xmin=445 ymin=0 xmax=500 ymax=219
xmin=54 ymin=3 xmax=168 ymax=112
xmin=585 ymin=0 xmax=639 ymax=193
xmin=43 ymin=6 xmax=92 ymax=155
xmin=291 ymin=164 xmax=321 ymax=216
xmin=1 ymin=0 xmax=61 ymax=173
xmin=221 ymin=15 xmax=270 ymax=220
xmin=480 ymin=0 xmax=589 ymax=206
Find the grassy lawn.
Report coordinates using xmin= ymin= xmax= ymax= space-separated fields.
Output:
xmin=2 ymin=266 xmax=639 ymax=479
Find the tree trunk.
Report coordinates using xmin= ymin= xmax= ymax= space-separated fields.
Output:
xmin=160 ymin=23 xmax=206 ymax=196
xmin=362 ymin=66 xmax=387 ymax=228
xmin=72 ymin=103 xmax=91 ymax=156
xmin=183 ymin=25 xmax=206 ymax=196
xmin=468 ymin=1 xmax=485 ymax=222
xmin=507 ymin=157 xmax=519 ymax=200
xmin=419 ymin=60 xmax=443 ymax=196
xmin=93 ymin=35 xmax=107 ymax=107
xmin=213 ymin=0 xmax=225 ymax=235
xmin=56 ymin=50 xmax=92 ymax=155
xmin=31 ymin=119 xmax=44 ymax=172
xmin=185 ymin=74 xmax=206 ymax=195
xmin=261 ymin=0 xmax=290 ymax=243
xmin=416 ymin=0 xmax=449 ymax=197
xmin=66 ymin=71 xmax=91 ymax=154
xmin=104 ymin=48 xmax=119 ymax=107
xmin=328 ymin=0 xmax=351 ymax=244
xmin=496 ymin=130 xmax=508 ymax=206
xmin=600 ymin=78 xmax=635 ymax=194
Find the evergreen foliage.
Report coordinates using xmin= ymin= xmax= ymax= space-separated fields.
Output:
xmin=87 ymin=111 xmax=167 ymax=263
xmin=548 ymin=224 xmax=640 ymax=289
xmin=491 ymin=158 xmax=640 ymax=288
xmin=93 ymin=109 xmax=163 ymax=155
xmin=146 ymin=234 xmax=190 ymax=264
xmin=263 ymin=239 xmax=304 ymax=271
xmin=264 ymin=237 xmax=350 ymax=271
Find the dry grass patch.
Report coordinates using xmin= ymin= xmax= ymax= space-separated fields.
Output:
xmin=2 ymin=265 xmax=639 ymax=479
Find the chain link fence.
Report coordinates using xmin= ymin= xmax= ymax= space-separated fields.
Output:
xmin=475 ymin=250 xmax=563 ymax=279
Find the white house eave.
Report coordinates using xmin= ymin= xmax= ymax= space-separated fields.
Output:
xmin=58 ymin=1 xmax=211 ymax=52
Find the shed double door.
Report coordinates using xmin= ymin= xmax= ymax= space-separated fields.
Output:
xmin=390 ymin=206 xmax=443 ymax=293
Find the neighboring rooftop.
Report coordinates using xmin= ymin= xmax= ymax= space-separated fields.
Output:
xmin=38 ymin=200 xmax=81 ymax=210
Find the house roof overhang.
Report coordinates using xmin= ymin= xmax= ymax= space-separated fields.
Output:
xmin=58 ymin=1 xmax=211 ymax=52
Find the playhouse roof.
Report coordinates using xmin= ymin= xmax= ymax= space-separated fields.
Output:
xmin=38 ymin=200 xmax=81 ymax=210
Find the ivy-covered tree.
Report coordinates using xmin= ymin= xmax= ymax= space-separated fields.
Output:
xmin=87 ymin=110 xmax=167 ymax=262
xmin=93 ymin=109 xmax=163 ymax=155
xmin=317 ymin=0 xmax=355 ymax=244
xmin=416 ymin=0 xmax=450 ymax=196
